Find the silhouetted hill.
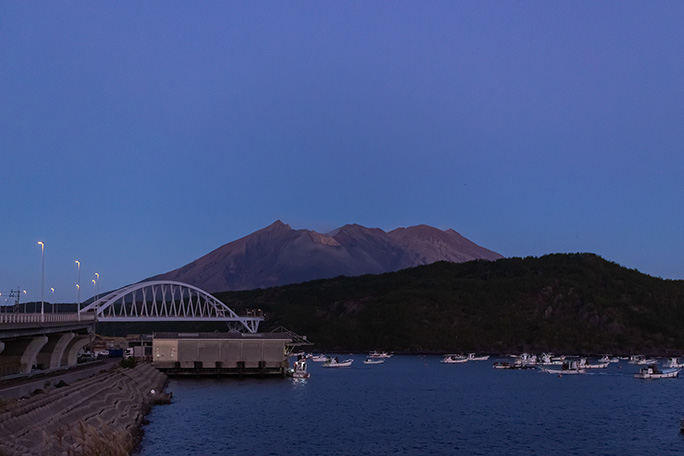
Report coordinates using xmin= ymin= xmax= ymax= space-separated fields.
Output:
xmin=148 ymin=221 xmax=502 ymax=292
xmin=215 ymin=253 xmax=684 ymax=355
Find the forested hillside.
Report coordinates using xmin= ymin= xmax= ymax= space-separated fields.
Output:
xmin=216 ymin=253 xmax=684 ymax=355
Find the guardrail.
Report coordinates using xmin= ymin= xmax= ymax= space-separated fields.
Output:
xmin=0 ymin=313 xmax=95 ymax=324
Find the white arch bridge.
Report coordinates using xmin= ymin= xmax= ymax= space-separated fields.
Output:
xmin=79 ymin=281 xmax=263 ymax=333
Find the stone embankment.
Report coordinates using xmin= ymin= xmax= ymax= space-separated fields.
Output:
xmin=0 ymin=362 xmax=168 ymax=456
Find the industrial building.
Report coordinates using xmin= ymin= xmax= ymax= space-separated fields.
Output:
xmin=152 ymin=332 xmax=292 ymax=376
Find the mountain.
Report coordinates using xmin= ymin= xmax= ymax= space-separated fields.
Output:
xmin=148 ymin=221 xmax=503 ymax=292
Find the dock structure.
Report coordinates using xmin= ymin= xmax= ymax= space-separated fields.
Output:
xmin=152 ymin=332 xmax=292 ymax=376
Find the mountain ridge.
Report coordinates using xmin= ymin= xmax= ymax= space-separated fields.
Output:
xmin=148 ymin=220 xmax=503 ymax=292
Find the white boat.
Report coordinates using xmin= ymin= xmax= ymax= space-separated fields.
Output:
xmin=287 ymin=358 xmax=311 ymax=378
xmin=516 ymin=353 xmax=538 ymax=366
xmin=666 ymin=357 xmax=684 ymax=368
xmin=323 ymin=357 xmax=353 ymax=368
xmin=541 ymin=360 xmax=586 ymax=375
xmin=467 ymin=353 xmax=490 ymax=361
xmin=598 ymin=355 xmax=619 ymax=364
xmin=634 ymin=364 xmax=680 ymax=379
xmin=629 ymin=355 xmax=657 ymax=365
xmin=363 ymin=358 xmax=385 ymax=365
xmin=578 ymin=358 xmax=609 ymax=369
xmin=310 ymin=354 xmax=329 ymax=362
xmin=368 ymin=351 xmax=393 ymax=359
xmin=441 ymin=354 xmax=468 ymax=364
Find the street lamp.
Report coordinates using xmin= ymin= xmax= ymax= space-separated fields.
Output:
xmin=38 ymin=241 xmax=44 ymax=322
xmin=94 ymin=272 xmax=99 ymax=301
xmin=51 ymin=287 xmax=55 ymax=313
xmin=75 ymin=260 xmax=81 ymax=321
xmin=92 ymin=279 xmax=97 ymax=303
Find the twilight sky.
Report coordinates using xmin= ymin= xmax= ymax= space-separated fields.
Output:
xmin=2 ymin=2 xmax=683 ymax=304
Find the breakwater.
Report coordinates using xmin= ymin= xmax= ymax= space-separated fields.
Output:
xmin=0 ymin=362 xmax=168 ymax=456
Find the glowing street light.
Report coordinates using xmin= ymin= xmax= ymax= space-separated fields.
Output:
xmin=75 ymin=260 xmax=81 ymax=321
xmin=51 ymin=287 xmax=55 ymax=313
xmin=92 ymin=279 xmax=97 ymax=303
xmin=38 ymin=241 xmax=44 ymax=322
xmin=94 ymin=272 xmax=99 ymax=301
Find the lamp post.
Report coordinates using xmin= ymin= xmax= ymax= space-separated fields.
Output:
xmin=92 ymin=279 xmax=97 ymax=304
xmin=75 ymin=260 xmax=81 ymax=321
xmin=38 ymin=241 xmax=44 ymax=322
xmin=51 ymin=288 xmax=55 ymax=313
xmin=94 ymin=272 xmax=99 ymax=301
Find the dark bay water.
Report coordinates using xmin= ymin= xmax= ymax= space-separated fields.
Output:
xmin=136 ymin=356 xmax=684 ymax=455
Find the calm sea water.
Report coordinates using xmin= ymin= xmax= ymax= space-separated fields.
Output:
xmin=136 ymin=356 xmax=684 ymax=455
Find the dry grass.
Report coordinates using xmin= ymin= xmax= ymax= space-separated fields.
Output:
xmin=46 ymin=418 xmax=134 ymax=456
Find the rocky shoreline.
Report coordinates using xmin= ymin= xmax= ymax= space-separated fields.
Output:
xmin=0 ymin=362 xmax=168 ymax=456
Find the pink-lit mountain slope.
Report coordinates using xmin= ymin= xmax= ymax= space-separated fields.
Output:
xmin=148 ymin=221 xmax=503 ymax=292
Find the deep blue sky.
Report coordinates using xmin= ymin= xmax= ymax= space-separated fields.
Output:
xmin=2 ymin=2 xmax=683 ymax=303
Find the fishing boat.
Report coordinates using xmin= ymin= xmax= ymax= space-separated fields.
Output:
xmin=287 ymin=358 xmax=310 ymax=378
xmin=666 ymin=357 xmax=684 ymax=368
xmin=310 ymin=354 xmax=329 ymax=362
xmin=578 ymin=358 xmax=609 ymax=369
xmin=467 ymin=353 xmax=490 ymax=361
xmin=634 ymin=364 xmax=680 ymax=379
xmin=598 ymin=355 xmax=619 ymax=364
xmin=323 ymin=357 xmax=354 ymax=368
xmin=368 ymin=351 xmax=393 ymax=359
xmin=492 ymin=361 xmax=535 ymax=370
xmin=363 ymin=358 xmax=385 ymax=365
xmin=629 ymin=355 xmax=657 ymax=365
xmin=441 ymin=354 xmax=468 ymax=364
xmin=541 ymin=360 xmax=586 ymax=375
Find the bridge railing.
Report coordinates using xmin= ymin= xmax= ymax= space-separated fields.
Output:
xmin=0 ymin=313 xmax=95 ymax=324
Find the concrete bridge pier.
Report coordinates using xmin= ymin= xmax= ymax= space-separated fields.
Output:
xmin=36 ymin=332 xmax=75 ymax=369
xmin=0 ymin=335 xmax=49 ymax=375
xmin=63 ymin=335 xmax=93 ymax=365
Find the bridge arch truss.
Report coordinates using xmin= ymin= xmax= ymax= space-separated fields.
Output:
xmin=79 ymin=281 xmax=262 ymax=333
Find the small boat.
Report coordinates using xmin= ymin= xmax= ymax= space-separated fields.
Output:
xmin=363 ymin=358 xmax=385 ymax=365
xmin=598 ymin=355 xmax=619 ymax=364
xmin=310 ymin=354 xmax=329 ymax=362
xmin=323 ymin=357 xmax=354 ymax=368
xmin=441 ymin=354 xmax=468 ymax=364
xmin=634 ymin=364 xmax=680 ymax=379
xmin=467 ymin=353 xmax=490 ymax=361
xmin=629 ymin=355 xmax=657 ymax=365
xmin=541 ymin=360 xmax=586 ymax=375
xmin=578 ymin=358 xmax=609 ymax=369
xmin=492 ymin=361 xmax=536 ymax=370
xmin=287 ymin=358 xmax=311 ymax=378
xmin=666 ymin=357 xmax=684 ymax=368
xmin=368 ymin=351 xmax=393 ymax=359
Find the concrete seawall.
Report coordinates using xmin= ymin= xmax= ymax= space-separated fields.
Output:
xmin=0 ymin=362 xmax=168 ymax=456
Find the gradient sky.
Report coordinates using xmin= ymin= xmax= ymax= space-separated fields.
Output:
xmin=2 ymin=2 xmax=683 ymax=304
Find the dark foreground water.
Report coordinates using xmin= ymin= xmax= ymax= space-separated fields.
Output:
xmin=136 ymin=356 xmax=684 ymax=455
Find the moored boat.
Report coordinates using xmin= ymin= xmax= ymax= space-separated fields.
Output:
xmin=311 ymin=354 xmax=329 ymax=362
xmin=666 ymin=357 xmax=684 ymax=368
xmin=368 ymin=351 xmax=393 ymax=359
xmin=541 ymin=360 xmax=586 ymax=375
xmin=467 ymin=353 xmax=490 ymax=361
xmin=287 ymin=358 xmax=311 ymax=378
xmin=578 ymin=358 xmax=609 ymax=369
xmin=323 ymin=357 xmax=354 ymax=368
xmin=634 ymin=364 xmax=680 ymax=379
xmin=363 ymin=358 xmax=385 ymax=365
xmin=441 ymin=354 xmax=468 ymax=364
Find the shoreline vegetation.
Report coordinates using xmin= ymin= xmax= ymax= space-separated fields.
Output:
xmin=0 ymin=361 xmax=169 ymax=456
xmin=214 ymin=253 xmax=684 ymax=356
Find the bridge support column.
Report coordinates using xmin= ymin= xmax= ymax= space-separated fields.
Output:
xmin=0 ymin=341 xmax=4 ymax=355
xmin=63 ymin=335 xmax=93 ymax=366
xmin=37 ymin=333 xmax=75 ymax=369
